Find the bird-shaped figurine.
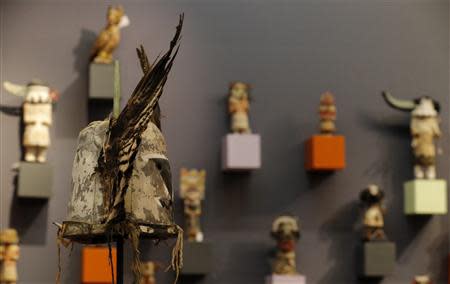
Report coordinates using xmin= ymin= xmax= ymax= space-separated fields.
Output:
xmin=91 ymin=5 xmax=130 ymax=64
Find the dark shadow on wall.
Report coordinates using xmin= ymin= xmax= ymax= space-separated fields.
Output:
xmin=56 ymin=28 xmax=96 ymax=138
xmin=306 ymin=169 xmax=335 ymax=189
xmin=0 ymin=104 xmax=24 ymax=160
xmin=9 ymin=175 xmax=48 ymax=245
xmin=426 ymin=226 xmax=448 ymax=281
xmin=318 ymin=200 xmax=360 ymax=284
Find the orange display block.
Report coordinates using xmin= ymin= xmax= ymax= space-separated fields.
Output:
xmin=82 ymin=246 xmax=117 ymax=284
xmin=305 ymin=135 xmax=346 ymax=171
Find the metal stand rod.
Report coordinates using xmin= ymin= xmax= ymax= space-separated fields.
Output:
xmin=117 ymin=238 xmax=124 ymax=284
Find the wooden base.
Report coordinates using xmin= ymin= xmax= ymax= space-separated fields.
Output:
xmin=17 ymin=162 xmax=53 ymax=198
xmin=82 ymin=246 xmax=117 ymax=283
xmin=222 ymin=134 xmax=261 ymax=171
xmin=358 ymin=242 xmax=395 ymax=277
xmin=404 ymin=179 xmax=447 ymax=215
xmin=305 ymin=135 xmax=345 ymax=171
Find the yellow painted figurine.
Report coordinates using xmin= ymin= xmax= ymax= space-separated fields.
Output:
xmin=0 ymin=229 xmax=19 ymax=284
xmin=91 ymin=5 xmax=130 ymax=64
xmin=180 ymin=168 xmax=206 ymax=242
xmin=271 ymin=216 xmax=300 ymax=275
xmin=360 ymin=184 xmax=387 ymax=241
xmin=319 ymin=91 xmax=336 ymax=134
xmin=228 ymin=82 xmax=251 ymax=134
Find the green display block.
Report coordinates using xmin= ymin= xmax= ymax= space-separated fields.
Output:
xmin=17 ymin=162 xmax=53 ymax=198
xmin=404 ymin=179 xmax=447 ymax=215
xmin=358 ymin=242 xmax=395 ymax=277
xmin=181 ymin=242 xmax=213 ymax=275
xmin=89 ymin=62 xmax=119 ymax=99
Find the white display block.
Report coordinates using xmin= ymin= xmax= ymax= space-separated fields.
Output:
xmin=222 ymin=133 xmax=261 ymax=171
xmin=265 ymin=274 xmax=306 ymax=284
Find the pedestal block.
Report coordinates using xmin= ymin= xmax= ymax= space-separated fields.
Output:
xmin=358 ymin=242 xmax=395 ymax=277
xmin=17 ymin=162 xmax=53 ymax=198
xmin=404 ymin=179 xmax=447 ymax=215
xmin=222 ymin=134 xmax=261 ymax=171
xmin=265 ymin=274 xmax=306 ymax=284
xmin=305 ymin=135 xmax=345 ymax=171
xmin=181 ymin=242 xmax=213 ymax=275
xmin=89 ymin=62 xmax=119 ymax=99
xmin=82 ymin=246 xmax=116 ymax=283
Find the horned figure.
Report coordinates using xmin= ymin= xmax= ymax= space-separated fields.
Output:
xmin=382 ymin=91 xmax=441 ymax=179
xmin=271 ymin=215 xmax=300 ymax=275
xmin=179 ymin=168 xmax=206 ymax=242
xmin=228 ymin=82 xmax=251 ymax=133
xmin=319 ymin=91 xmax=336 ymax=134
xmin=140 ymin=262 xmax=161 ymax=284
xmin=59 ymin=15 xmax=184 ymax=282
xmin=0 ymin=229 xmax=20 ymax=284
xmin=413 ymin=275 xmax=432 ymax=284
xmin=91 ymin=5 xmax=130 ymax=64
xmin=360 ymin=184 xmax=387 ymax=241
xmin=2 ymin=80 xmax=58 ymax=163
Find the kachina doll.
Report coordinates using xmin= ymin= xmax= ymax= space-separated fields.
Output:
xmin=91 ymin=5 xmax=130 ymax=64
xmin=270 ymin=215 xmax=300 ymax=275
xmin=140 ymin=262 xmax=161 ymax=284
xmin=3 ymin=80 xmax=58 ymax=163
xmin=228 ymin=82 xmax=251 ymax=134
xmin=360 ymin=184 xmax=387 ymax=241
xmin=179 ymin=168 xmax=206 ymax=242
xmin=382 ymin=91 xmax=441 ymax=179
xmin=0 ymin=229 xmax=20 ymax=284
xmin=413 ymin=275 xmax=432 ymax=284
xmin=319 ymin=91 xmax=336 ymax=134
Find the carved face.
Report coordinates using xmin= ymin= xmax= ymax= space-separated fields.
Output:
xmin=412 ymin=98 xmax=438 ymax=117
xmin=25 ymin=85 xmax=52 ymax=103
xmin=179 ymin=168 xmax=206 ymax=202
xmin=360 ymin=184 xmax=384 ymax=206
xmin=271 ymin=216 xmax=300 ymax=242
xmin=229 ymin=82 xmax=249 ymax=100
xmin=107 ymin=6 xmax=125 ymax=26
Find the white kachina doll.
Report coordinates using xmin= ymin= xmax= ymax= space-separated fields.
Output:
xmin=270 ymin=215 xmax=300 ymax=275
xmin=179 ymin=168 xmax=206 ymax=242
xmin=360 ymin=184 xmax=387 ymax=241
xmin=382 ymin=91 xmax=441 ymax=179
xmin=0 ymin=229 xmax=20 ymax=284
xmin=3 ymin=80 xmax=59 ymax=163
xmin=228 ymin=82 xmax=251 ymax=134
xmin=319 ymin=91 xmax=337 ymax=134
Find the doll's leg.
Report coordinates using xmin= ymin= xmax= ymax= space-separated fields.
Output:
xmin=414 ymin=164 xmax=424 ymax=179
xmin=36 ymin=147 xmax=47 ymax=163
xmin=425 ymin=165 xmax=436 ymax=179
xmin=24 ymin=146 xmax=37 ymax=162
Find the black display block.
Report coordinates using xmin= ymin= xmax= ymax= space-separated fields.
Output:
xmin=181 ymin=242 xmax=213 ymax=275
xmin=358 ymin=241 xmax=396 ymax=277
xmin=17 ymin=162 xmax=53 ymax=199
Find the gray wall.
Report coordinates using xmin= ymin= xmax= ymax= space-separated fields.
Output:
xmin=0 ymin=0 xmax=449 ymax=283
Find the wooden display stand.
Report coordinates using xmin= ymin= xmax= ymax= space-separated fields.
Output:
xmin=222 ymin=134 xmax=261 ymax=171
xmin=358 ymin=242 xmax=395 ymax=277
xmin=82 ymin=246 xmax=117 ymax=283
xmin=305 ymin=135 xmax=345 ymax=171
xmin=404 ymin=179 xmax=447 ymax=215
xmin=89 ymin=62 xmax=119 ymax=100
xmin=181 ymin=242 xmax=213 ymax=275
xmin=266 ymin=275 xmax=306 ymax=284
xmin=17 ymin=162 xmax=53 ymax=198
